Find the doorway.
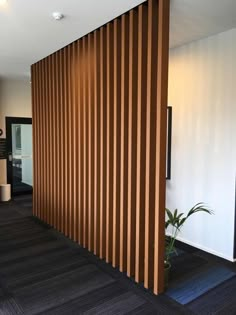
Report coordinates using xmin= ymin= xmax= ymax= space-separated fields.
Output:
xmin=6 ymin=117 xmax=33 ymax=195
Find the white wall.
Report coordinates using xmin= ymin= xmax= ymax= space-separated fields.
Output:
xmin=0 ymin=78 xmax=31 ymax=184
xmin=167 ymin=28 xmax=236 ymax=261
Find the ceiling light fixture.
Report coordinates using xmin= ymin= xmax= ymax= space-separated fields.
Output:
xmin=52 ymin=12 xmax=64 ymax=21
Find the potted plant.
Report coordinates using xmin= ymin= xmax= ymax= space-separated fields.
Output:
xmin=164 ymin=202 xmax=213 ymax=286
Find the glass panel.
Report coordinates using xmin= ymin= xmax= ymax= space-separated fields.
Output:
xmin=12 ymin=124 xmax=33 ymax=193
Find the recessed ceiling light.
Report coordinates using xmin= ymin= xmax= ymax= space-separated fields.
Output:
xmin=52 ymin=12 xmax=64 ymax=21
xmin=0 ymin=0 xmax=8 ymax=6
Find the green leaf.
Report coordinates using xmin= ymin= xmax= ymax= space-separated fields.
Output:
xmin=186 ymin=203 xmax=213 ymax=218
xmin=165 ymin=208 xmax=174 ymax=222
xmin=173 ymin=209 xmax=177 ymax=220
xmin=165 ymin=202 xmax=213 ymax=263
xmin=178 ymin=217 xmax=186 ymax=227
xmin=176 ymin=213 xmax=184 ymax=221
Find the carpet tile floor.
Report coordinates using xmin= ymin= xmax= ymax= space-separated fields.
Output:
xmin=0 ymin=195 xmax=236 ymax=314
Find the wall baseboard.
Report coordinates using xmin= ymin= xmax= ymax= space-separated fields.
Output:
xmin=167 ymin=233 xmax=235 ymax=262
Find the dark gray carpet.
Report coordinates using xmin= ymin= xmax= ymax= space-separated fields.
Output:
xmin=187 ymin=276 xmax=236 ymax=315
xmin=0 ymin=196 xmax=190 ymax=315
xmin=1 ymin=196 xmax=236 ymax=314
xmin=166 ymin=264 xmax=235 ymax=304
xmin=167 ymin=244 xmax=236 ymax=314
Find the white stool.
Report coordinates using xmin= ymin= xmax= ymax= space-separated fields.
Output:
xmin=0 ymin=184 xmax=11 ymax=202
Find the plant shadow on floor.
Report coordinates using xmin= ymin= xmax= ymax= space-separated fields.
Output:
xmin=168 ymin=245 xmax=208 ymax=283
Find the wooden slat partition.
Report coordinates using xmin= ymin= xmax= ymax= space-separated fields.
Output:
xmin=31 ymin=0 xmax=169 ymax=294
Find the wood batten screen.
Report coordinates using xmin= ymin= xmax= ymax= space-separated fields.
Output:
xmin=31 ymin=0 xmax=169 ymax=294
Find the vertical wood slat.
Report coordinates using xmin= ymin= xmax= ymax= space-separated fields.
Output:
xmin=69 ymin=47 xmax=73 ymax=237
xmin=127 ymin=9 xmax=138 ymax=278
xmin=66 ymin=47 xmax=70 ymax=236
xmin=144 ymin=0 xmax=152 ymax=288
xmin=50 ymin=53 xmax=56 ymax=229
xmin=59 ymin=50 xmax=63 ymax=231
xmin=48 ymin=55 xmax=52 ymax=227
xmin=127 ymin=10 xmax=133 ymax=277
xmin=106 ymin=22 xmax=114 ymax=263
xmin=88 ymin=35 xmax=92 ymax=251
xmin=50 ymin=54 xmax=54 ymax=227
xmin=41 ymin=60 xmax=45 ymax=222
xmin=47 ymin=56 xmax=51 ymax=225
xmin=40 ymin=60 xmax=45 ymax=221
xmin=31 ymin=66 xmax=35 ymax=216
xmin=99 ymin=26 xmax=106 ymax=259
xmin=34 ymin=63 xmax=37 ymax=217
xmin=135 ymin=6 xmax=142 ymax=281
xmin=99 ymin=27 xmax=104 ymax=259
xmin=135 ymin=5 xmax=143 ymax=281
xmin=78 ymin=40 xmax=84 ymax=244
xmin=144 ymin=0 xmax=159 ymax=289
xmin=61 ymin=50 xmax=65 ymax=232
xmin=37 ymin=62 xmax=40 ymax=219
xmin=46 ymin=57 xmax=49 ymax=224
xmin=72 ymin=42 xmax=77 ymax=241
xmin=40 ymin=60 xmax=44 ymax=221
xmin=88 ymin=34 xmax=94 ymax=252
xmin=112 ymin=18 xmax=121 ymax=268
xmin=38 ymin=61 xmax=43 ymax=220
xmin=68 ymin=44 xmax=73 ymax=239
xmin=51 ymin=53 xmax=55 ymax=229
xmin=44 ymin=58 xmax=48 ymax=223
xmin=85 ymin=36 xmax=89 ymax=249
xmin=63 ymin=48 xmax=68 ymax=234
xmin=36 ymin=61 xmax=40 ymax=219
xmin=91 ymin=35 xmax=96 ymax=253
xmin=70 ymin=44 xmax=74 ymax=239
xmin=154 ymin=0 xmax=170 ymax=295
xmin=135 ymin=4 xmax=148 ymax=283
xmin=112 ymin=19 xmax=117 ymax=267
xmin=119 ymin=13 xmax=129 ymax=272
xmin=44 ymin=58 xmax=47 ymax=222
xmin=31 ymin=0 xmax=169 ymax=295
xmin=63 ymin=48 xmax=68 ymax=235
xmin=105 ymin=23 xmax=110 ymax=263
xmin=94 ymin=30 xmax=100 ymax=255
xmin=83 ymin=37 xmax=88 ymax=248
xmin=68 ymin=45 xmax=73 ymax=238
xmin=75 ymin=41 xmax=80 ymax=242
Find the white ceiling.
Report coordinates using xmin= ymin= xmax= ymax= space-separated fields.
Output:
xmin=0 ymin=0 xmax=236 ymax=78
xmin=170 ymin=0 xmax=236 ymax=48
xmin=0 ymin=0 xmax=145 ymax=78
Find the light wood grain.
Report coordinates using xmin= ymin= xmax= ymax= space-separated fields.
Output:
xmin=31 ymin=0 xmax=169 ymax=295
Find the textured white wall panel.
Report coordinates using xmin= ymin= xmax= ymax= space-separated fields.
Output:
xmin=167 ymin=28 xmax=236 ymax=260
